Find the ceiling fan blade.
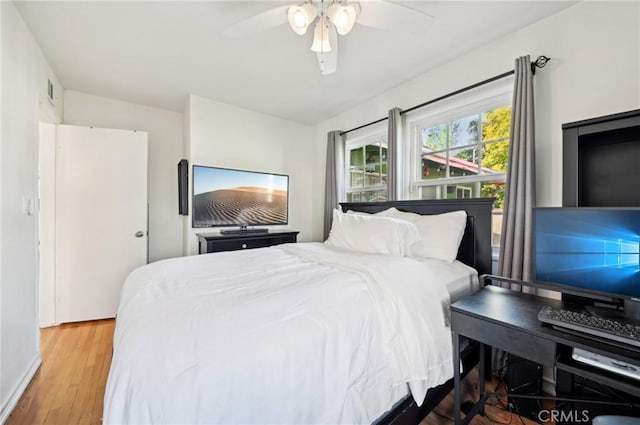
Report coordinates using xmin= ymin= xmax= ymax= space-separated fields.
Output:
xmin=316 ymin=26 xmax=338 ymax=75
xmin=357 ymin=0 xmax=434 ymax=34
xmin=223 ymin=5 xmax=289 ymax=38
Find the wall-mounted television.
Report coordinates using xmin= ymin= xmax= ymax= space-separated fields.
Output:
xmin=192 ymin=165 xmax=289 ymax=229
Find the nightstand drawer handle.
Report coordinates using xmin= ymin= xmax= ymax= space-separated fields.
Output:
xmin=241 ymin=243 xmax=247 ymax=249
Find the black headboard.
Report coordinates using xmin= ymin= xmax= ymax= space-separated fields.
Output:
xmin=339 ymin=198 xmax=494 ymax=276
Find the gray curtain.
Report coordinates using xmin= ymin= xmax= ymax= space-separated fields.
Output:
xmin=387 ymin=107 xmax=402 ymax=200
xmin=323 ymin=130 xmax=346 ymax=241
xmin=493 ymin=55 xmax=536 ymax=378
xmin=498 ymin=55 xmax=536 ymax=287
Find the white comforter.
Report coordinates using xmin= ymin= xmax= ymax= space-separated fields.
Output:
xmin=103 ymin=243 xmax=459 ymax=424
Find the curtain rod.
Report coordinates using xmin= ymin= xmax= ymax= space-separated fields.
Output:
xmin=340 ymin=55 xmax=550 ymax=136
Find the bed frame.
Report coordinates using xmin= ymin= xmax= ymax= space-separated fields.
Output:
xmin=340 ymin=198 xmax=494 ymax=425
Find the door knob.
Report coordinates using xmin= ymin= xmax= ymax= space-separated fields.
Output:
xmin=135 ymin=231 xmax=145 ymax=238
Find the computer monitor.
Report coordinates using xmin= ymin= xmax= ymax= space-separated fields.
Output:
xmin=534 ymin=208 xmax=640 ymax=320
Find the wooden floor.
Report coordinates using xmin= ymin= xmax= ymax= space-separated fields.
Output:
xmin=6 ymin=320 xmax=114 ymax=425
xmin=7 ymin=319 xmax=547 ymax=425
xmin=420 ymin=368 xmax=550 ymax=425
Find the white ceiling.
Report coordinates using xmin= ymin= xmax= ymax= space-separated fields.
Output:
xmin=15 ymin=1 xmax=576 ymax=125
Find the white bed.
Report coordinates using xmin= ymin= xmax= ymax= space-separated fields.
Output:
xmin=103 ymin=242 xmax=478 ymax=424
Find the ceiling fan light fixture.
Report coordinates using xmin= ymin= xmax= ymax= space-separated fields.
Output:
xmin=288 ymin=2 xmax=318 ymax=35
xmin=310 ymin=17 xmax=332 ymax=53
xmin=327 ymin=2 xmax=360 ymax=35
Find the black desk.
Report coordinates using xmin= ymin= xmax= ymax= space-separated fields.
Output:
xmin=450 ymin=285 xmax=640 ymax=425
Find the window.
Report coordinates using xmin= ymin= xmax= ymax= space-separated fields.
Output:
xmin=345 ymin=133 xmax=388 ymax=203
xmin=412 ymin=104 xmax=512 ymax=247
xmin=338 ymin=88 xmax=512 ymax=252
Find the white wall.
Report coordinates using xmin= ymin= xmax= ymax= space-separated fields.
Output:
xmin=182 ymin=99 xmax=191 ymax=256
xmin=63 ymin=90 xmax=184 ymax=263
xmin=1 ymin=1 xmax=64 ymax=420
xmin=184 ymin=95 xmax=314 ymax=255
xmin=310 ymin=1 xmax=640 ymax=241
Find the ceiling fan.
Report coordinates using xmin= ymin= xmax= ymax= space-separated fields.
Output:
xmin=223 ymin=0 xmax=434 ymax=75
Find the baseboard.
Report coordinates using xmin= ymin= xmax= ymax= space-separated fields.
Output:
xmin=0 ymin=354 xmax=42 ymax=424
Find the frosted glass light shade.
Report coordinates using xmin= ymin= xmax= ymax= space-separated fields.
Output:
xmin=327 ymin=2 xmax=360 ymax=35
xmin=311 ymin=18 xmax=331 ymax=52
xmin=287 ymin=3 xmax=318 ymax=35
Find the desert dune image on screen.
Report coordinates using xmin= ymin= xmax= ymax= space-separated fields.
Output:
xmin=193 ymin=167 xmax=288 ymax=226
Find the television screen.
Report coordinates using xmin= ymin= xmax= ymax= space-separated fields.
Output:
xmin=192 ymin=165 xmax=289 ymax=228
xmin=534 ymin=208 xmax=640 ymax=299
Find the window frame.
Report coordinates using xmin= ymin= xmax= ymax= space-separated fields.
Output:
xmin=405 ymin=92 xmax=512 ymax=199
xmin=344 ymin=126 xmax=389 ymax=203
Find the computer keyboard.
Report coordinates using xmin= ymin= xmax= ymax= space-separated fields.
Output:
xmin=538 ymin=305 xmax=640 ymax=348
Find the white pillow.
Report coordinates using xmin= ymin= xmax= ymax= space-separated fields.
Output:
xmin=346 ymin=208 xmax=392 ymax=216
xmin=325 ymin=209 xmax=420 ymax=257
xmin=380 ymin=208 xmax=467 ymax=262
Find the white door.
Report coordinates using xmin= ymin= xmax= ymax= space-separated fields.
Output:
xmin=56 ymin=124 xmax=148 ymax=323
